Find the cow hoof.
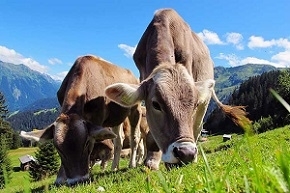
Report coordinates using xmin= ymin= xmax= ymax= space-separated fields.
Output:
xmin=54 ymin=177 xmax=67 ymax=187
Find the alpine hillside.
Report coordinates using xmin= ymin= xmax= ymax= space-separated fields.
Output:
xmin=0 ymin=60 xmax=61 ymax=111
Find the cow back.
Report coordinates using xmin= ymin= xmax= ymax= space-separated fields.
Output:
xmin=57 ymin=55 xmax=139 ymax=126
xmin=133 ymin=8 xmax=214 ymax=82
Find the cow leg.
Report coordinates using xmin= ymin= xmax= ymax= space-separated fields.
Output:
xmin=100 ymin=159 xmax=107 ymax=171
xmin=128 ymin=105 xmax=142 ymax=168
xmin=144 ymin=131 xmax=162 ymax=170
xmin=136 ymin=138 xmax=145 ymax=165
xmin=111 ymin=123 xmax=124 ymax=171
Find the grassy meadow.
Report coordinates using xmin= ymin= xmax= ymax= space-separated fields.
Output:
xmin=2 ymin=126 xmax=290 ymax=193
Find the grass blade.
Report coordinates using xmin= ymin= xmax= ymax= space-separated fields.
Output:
xmin=270 ymin=88 xmax=290 ymax=113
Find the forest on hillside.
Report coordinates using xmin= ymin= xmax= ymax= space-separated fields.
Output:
xmin=205 ymin=69 xmax=290 ymax=134
xmin=7 ymin=108 xmax=60 ymax=132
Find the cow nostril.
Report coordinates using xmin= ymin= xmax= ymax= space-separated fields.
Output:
xmin=173 ymin=146 xmax=197 ymax=164
xmin=173 ymin=147 xmax=180 ymax=158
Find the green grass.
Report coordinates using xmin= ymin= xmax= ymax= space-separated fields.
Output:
xmin=2 ymin=126 xmax=290 ymax=192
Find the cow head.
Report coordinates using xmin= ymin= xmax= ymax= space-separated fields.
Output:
xmin=105 ymin=63 xmax=214 ymax=167
xmin=20 ymin=113 xmax=116 ymax=186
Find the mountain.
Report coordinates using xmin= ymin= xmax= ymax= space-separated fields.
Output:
xmin=205 ymin=64 xmax=278 ymax=120
xmin=214 ymin=64 xmax=277 ymax=101
xmin=0 ymin=60 xmax=61 ymax=111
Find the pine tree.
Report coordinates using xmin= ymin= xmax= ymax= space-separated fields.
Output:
xmin=0 ymin=92 xmax=8 ymax=119
xmin=0 ymin=91 xmax=13 ymax=149
xmin=0 ymin=135 xmax=12 ymax=189
xmin=11 ymin=131 xmax=22 ymax=149
xmin=29 ymin=140 xmax=59 ymax=181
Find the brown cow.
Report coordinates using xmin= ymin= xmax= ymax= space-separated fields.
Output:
xmin=20 ymin=55 xmax=142 ymax=185
xmin=105 ymin=9 xmax=251 ymax=170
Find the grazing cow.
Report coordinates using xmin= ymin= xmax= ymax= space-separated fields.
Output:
xmin=20 ymin=55 xmax=141 ymax=185
xmin=105 ymin=9 xmax=251 ymax=170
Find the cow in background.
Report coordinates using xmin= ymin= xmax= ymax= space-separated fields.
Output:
xmin=105 ymin=9 xmax=251 ymax=170
xmin=90 ymin=139 xmax=114 ymax=170
xmin=21 ymin=55 xmax=142 ymax=185
xmin=119 ymin=106 xmax=149 ymax=165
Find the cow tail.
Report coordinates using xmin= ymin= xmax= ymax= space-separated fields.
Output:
xmin=211 ymin=90 xmax=253 ymax=134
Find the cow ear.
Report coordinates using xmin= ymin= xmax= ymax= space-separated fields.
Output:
xmin=105 ymin=83 xmax=143 ymax=107
xmin=87 ymin=123 xmax=117 ymax=141
xmin=195 ymin=79 xmax=215 ymax=104
xmin=20 ymin=124 xmax=54 ymax=142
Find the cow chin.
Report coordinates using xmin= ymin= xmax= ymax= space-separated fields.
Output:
xmin=55 ymin=174 xmax=90 ymax=186
xmin=67 ymin=174 xmax=90 ymax=186
xmin=162 ymin=141 xmax=197 ymax=169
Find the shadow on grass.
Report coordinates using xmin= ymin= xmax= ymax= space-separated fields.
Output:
xmin=203 ymin=143 xmax=233 ymax=154
xmin=92 ymin=166 xmax=145 ymax=184
xmin=13 ymin=166 xmax=21 ymax=172
xmin=14 ymin=184 xmax=54 ymax=193
xmin=12 ymin=167 xmax=142 ymax=192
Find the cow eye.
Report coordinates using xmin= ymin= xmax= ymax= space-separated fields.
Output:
xmin=152 ymin=101 xmax=161 ymax=111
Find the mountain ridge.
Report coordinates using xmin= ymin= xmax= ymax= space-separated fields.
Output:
xmin=0 ymin=60 xmax=61 ymax=111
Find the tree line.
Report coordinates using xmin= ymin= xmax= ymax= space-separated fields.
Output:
xmin=205 ymin=69 xmax=290 ymax=134
xmin=7 ymin=108 xmax=60 ymax=132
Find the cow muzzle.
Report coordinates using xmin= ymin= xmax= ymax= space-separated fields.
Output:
xmin=162 ymin=141 xmax=197 ymax=169
xmin=55 ymin=174 xmax=90 ymax=186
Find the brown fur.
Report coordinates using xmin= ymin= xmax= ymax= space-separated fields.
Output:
xmin=21 ymin=55 xmax=141 ymax=185
xmin=132 ymin=8 xmax=251 ymax=169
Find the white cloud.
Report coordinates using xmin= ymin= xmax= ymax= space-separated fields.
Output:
xmin=248 ymin=36 xmax=276 ymax=49
xmin=225 ymin=32 xmax=244 ymax=50
xmin=274 ymin=38 xmax=290 ymax=50
xmin=271 ymin=51 xmax=290 ymax=67
xmin=240 ymin=57 xmax=277 ymax=66
xmin=216 ymin=53 xmax=284 ymax=68
xmin=50 ymin=71 xmax=68 ymax=81
xmin=197 ymin=29 xmax=224 ymax=45
xmin=248 ymin=36 xmax=290 ymax=50
xmin=118 ymin=44 xmax=136 ymax=58
xmin=0 ymin=45 xmax=48 ymax=73
xmin=215 ymin=53 xmax=240 ymax=67
xmin=48 ymin=58 xmax=63 ymax=65
xmin=246 ymin=36 xmax=290 ymax=67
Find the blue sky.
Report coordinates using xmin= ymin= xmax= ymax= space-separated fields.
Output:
xmin=0 ymin=1 xmax=289 ymax=80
